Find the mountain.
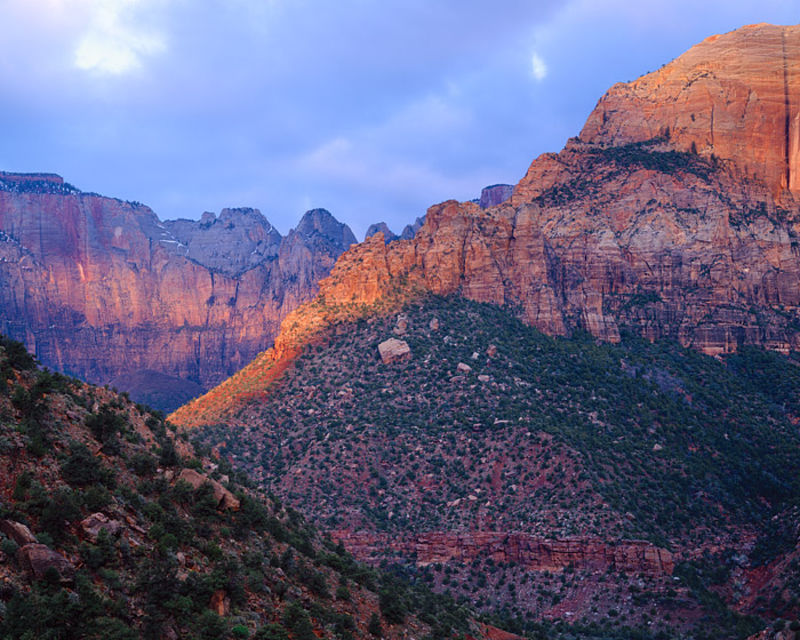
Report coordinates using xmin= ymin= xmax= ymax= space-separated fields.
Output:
xmin=172 ymin=22 xmax=800 ymax=427
xmin=364 ymin=223 xmax=398 ymax=243
xmin=477 ymin=185 xmax=513 ymax=209
xmin=0 ymin=173 xmax=356 ymax=412
xmin=0 ymin=334 xmax=488 ymax=639
xmin=170 ymin=23 xmax=800 ymax=638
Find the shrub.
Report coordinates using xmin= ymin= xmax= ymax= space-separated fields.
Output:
xmin=368 ymin=613 xmax=383 ymax=637
xmin=61 ymin=443 xmax=115 ymax=488
xmin=255 ymin=623 xmax=289 ymax=640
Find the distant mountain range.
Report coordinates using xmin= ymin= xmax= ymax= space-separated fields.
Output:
xmin=0 ymin=174 xmax=356 ymax=411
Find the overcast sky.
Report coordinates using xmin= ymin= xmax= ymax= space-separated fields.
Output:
xmin=0 ymin=1 xmax=797 ymax=238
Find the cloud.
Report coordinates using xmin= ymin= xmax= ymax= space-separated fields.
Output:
xmin=73 ymin=0 xmax=166 ymax=74
xmin=531 ymin=52 xmax=548 ymax=81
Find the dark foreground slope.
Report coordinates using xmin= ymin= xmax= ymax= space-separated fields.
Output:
xmin=194 ymin=297 xmax=800 ymax=639
xmin=0 ymin=336 xmax=478 ymax=640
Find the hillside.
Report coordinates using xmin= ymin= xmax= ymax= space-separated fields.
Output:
xmin=0 ymin=173 xmax=356 ymax=412
xmin=191 ymin=296 xmax=800 ymax=637
xmin=0 ymin=335 xmax=481 ymax=640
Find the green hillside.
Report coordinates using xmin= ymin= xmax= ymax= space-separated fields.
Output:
xmin=193 ymin=296 xmax=800 ymax=638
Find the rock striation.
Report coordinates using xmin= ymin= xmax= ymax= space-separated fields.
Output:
xmin=0 ymin=173 xmax=355 ymax=411
xmin=331 ymin=530 xmax=674 ymax=577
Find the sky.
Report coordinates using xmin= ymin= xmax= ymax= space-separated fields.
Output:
xmin=0 ymin=1 xmax=797 ymax=239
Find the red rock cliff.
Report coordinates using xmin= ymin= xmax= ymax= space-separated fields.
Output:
xmin=0 ymin=175 xmax=355 ymax=411
xmin=331 ymin=530 xmax=674 ymax=577
xmin=171 ymin=22 xmax=800 ymax=428
xmin=579 ymin=23 xmax=800 ymax=198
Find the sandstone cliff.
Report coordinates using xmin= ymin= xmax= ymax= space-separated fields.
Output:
xmin=0 ymin=172 xmax=355 ymax=411
xmin=171 ymin=22 xmax=800 ymax=427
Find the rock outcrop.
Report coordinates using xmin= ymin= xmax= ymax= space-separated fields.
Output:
xmin=0 ymin=173 xmax=355 ymax=411
xmin=176 ymin=468 xmax=240 ymax=510
xmin=478 ymin=184 xmax=513 ymax=209
xmin=331 ymin=530 xmax=674 ymax=577
xmin=80 ymin=513 xmax=123 ymax=542
xmin=0 ymin=520 xmax=37 ymax=546
xmin=17 ymin=543 xmax=76 ymax=583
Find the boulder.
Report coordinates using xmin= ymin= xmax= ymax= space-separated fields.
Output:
xmin=176 ymin=468 xmax=240 ymax=511
xmin=378 ymin=338 xmax=411 ymax=364
xmin=457 ymin=362 xmax=472 ymax=374
xmin=80 ymin=513 xmax=123 ymax=541
xmin=393 ymin=314 xmax=409 ymax=335
xmin=17 ymin=543 xmax=75 ymax=583
xmin=0 ymin=519 xmax=37 ymax=546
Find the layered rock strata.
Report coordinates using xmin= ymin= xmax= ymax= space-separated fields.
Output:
xmin=0 ymin=173 xmax=355 ymax=410
xmin=331 ymin=530 xmax=674 ymax=577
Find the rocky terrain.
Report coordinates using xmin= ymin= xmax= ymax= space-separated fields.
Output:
xmin=0 ymin=174 xmax=356 ymax=411
xmin=0 ymin=334 xmax=490 ymax=639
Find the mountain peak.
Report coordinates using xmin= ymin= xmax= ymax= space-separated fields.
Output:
xmin=295 ymin=208 xmax=357 ymax=251
xmin=364 ymin=222 xmax=397 ymax=242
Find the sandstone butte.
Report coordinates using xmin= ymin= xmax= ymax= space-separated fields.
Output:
xmin=0 ymin=174 xmax=356 ymax=411
xmin=170 ymin=23 xmax=800 ymax=429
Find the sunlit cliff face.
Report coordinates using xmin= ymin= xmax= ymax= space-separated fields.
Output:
xmin=581 ymin=23 xmax=800 ymax=199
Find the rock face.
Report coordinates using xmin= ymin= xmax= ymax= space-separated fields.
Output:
xmin=478 ymin=184 xmax=513 ymax=209
xmin=0 ymin=173 xmax=355 ymax=411
xmin=332 ymin=531 xmax=674 ymax=577
xmin=579 ymin=23 xmax=800 ymax=198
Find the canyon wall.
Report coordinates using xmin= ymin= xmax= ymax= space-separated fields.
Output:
xmin=0 ymin=173 xmax=355 ymax=410
xmin=172 ymin=23 xmax=800 ymax=427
